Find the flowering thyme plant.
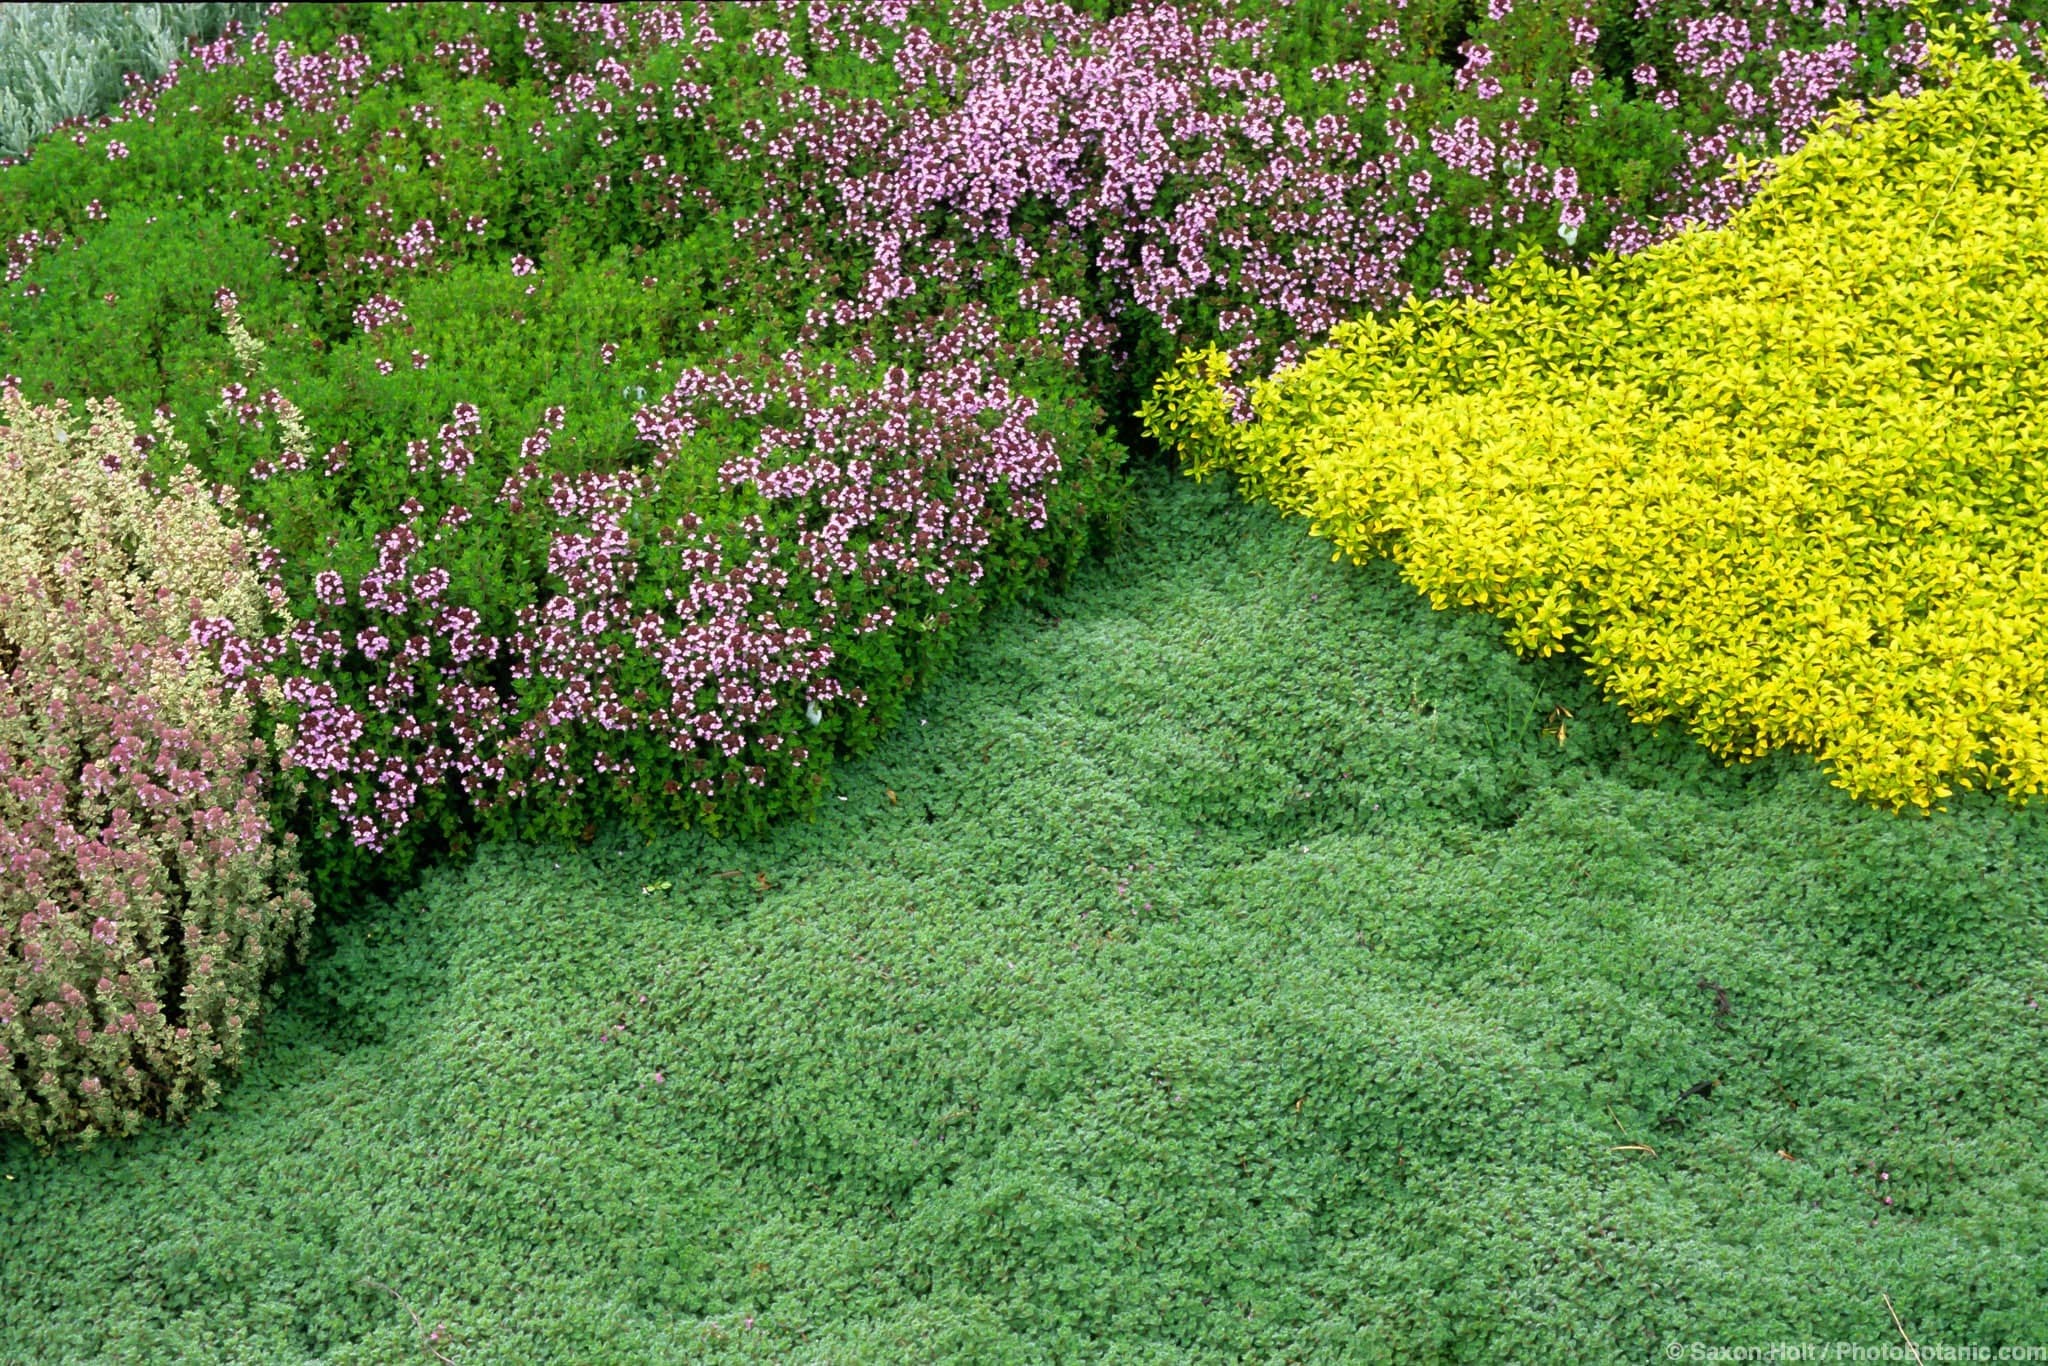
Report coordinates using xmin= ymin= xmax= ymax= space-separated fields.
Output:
xmin=0 ymin=385 xmax=312 ymax=1149
xmin=210 ymin=294 xmax=1120 ymax=898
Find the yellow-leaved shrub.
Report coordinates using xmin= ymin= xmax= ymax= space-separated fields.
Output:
xmin=1138 ymin=41 xmax=2048 ymax=813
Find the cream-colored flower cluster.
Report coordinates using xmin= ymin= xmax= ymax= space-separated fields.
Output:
xmin=219 ymin=297 xmax=317 ymax=468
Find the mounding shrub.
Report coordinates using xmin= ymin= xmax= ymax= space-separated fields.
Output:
xmin=0 ymin=2 xmax=268 ymax=162
xmin=0 ymin=384 xmax=312 ymax=1150
xmin=224 ymin=291 xmax=1130 ymax=907
xmin=1140 ymin=36 xmax=2048 ymax=814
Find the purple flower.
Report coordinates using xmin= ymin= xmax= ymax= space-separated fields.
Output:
xmin=352 ymin=293 xmax=407 ymax=334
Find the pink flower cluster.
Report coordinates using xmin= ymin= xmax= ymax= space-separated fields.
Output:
xmin=4 ymin=228 xmax=65 ymax=287
xmin=1600 ymin=6 xmax=1924 ymax=250
xmin=350 ymin=292 xmax=408 ymax=335
xmin=739 ymin=0 xmax=1614 ymax=411
xmin=29 ymin=0 xmax=1979 ymax=413
xmin=391 ymin=217 xmax=440 ymax=269
xmin=268 ymin=32 xmax=379 ymax=116
xmin=209 ymin=298 xmax=1064 ymax=850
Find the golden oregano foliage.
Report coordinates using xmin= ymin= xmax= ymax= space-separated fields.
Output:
xmin=1139 ymin=40 xmax=2048 ymax=813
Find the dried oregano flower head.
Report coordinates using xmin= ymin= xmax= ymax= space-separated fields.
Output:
xmin=0 ymin=384 xmax=312 ymax=1150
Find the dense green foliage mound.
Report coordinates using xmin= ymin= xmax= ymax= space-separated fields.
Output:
xmin=1142 ymin=42 xmax=2048 ymax=815
xmin=2 ymin=470 xmax=2043 ymax=1359
xmin=0 ymin=1 xmax=1130 ymax=911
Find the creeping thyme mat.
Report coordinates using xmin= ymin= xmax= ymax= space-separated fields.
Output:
xmin=2 ymin=467 xmax=2042 ymax=1363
